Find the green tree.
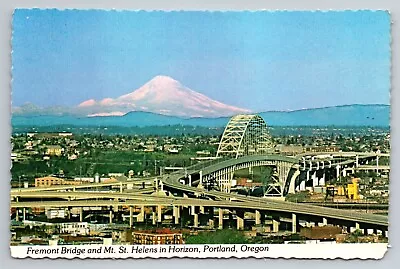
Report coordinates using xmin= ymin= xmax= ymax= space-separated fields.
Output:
xmin=185 ymin=230 xmax=248 ymax=244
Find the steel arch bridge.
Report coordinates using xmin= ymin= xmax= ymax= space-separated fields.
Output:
xmin=216 ymin=114 xmax=273 ymax=159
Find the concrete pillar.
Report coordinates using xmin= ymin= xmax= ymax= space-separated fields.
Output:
xmin=113 ymin=199 xmax=119 ymax=212
xmin=193 ymin=213 xmax=199 ymax=227
xmin=319 ymin=172 xmax=326 ymax=186
xmin=272 ymin=219 xmax=279 ymax=233
xmin=300 ymin=180 xmax=306 ymax=191
xmin=376 ymin=156 xmax=380 ymax=173
xmin=109 ymin=210 xmax=113 ymax=224
xmin=188 ymin=175 xmax=192 ymax=186
xmin=288 ymin=168 xmax=300 ymax=194
xmin=292 ymin=213 xmax=297 ymax=233
xmin=160 ymin=181 xmax=164 ymax=192
xmin=190 ymin=205 xmax=196 ymax=215
xmin=336 ymin=165 xmax=340 ymax=179
xmin=312 ymin=171 xmax=318 ymax=187
xmin=129 ymin=206 xmax=133 ymax=227
xmin=306 ymin=170 xmax=310 ymax=182
xmin=199 ymin=170 xmax=203 ymax=186
xmin=322 ymin=217 xmax=328 ymax=226
xmin=209 ymin=219 xmax=215 ymax=228
xmin=356 ymin=155 xmax=359 ymax=168
xmin=255 ymin=210 xmax=261 ymax=225
xmin=137 ymin=205 xmax=145 ymax=222
xmin=199 ymin=206 xmax=205 ymax=214
xmin=218 ymin=208 xmax=223 ymax=229
xmin=22 ymin=208 xmax=26 ymax=221
xmin=157 ymin=205 xmax=162 ymax=223
xmin=119 ymin=182 xmax=123 ymax=193
xmin=152 ymin=211 xmax=156 ymax=225
xmin=236 ymin=211 xmax=244 ymax=230
xmin=173 ymin=206 xmax=179 ymax=225
xmin=15 ymin=209 xmax=19 ymax=222
xmin=355 ymin=222 xmax=360 ymax=230
xmin=79 ymin=207 xmax=83 ymax=222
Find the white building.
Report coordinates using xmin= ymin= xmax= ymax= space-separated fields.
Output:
xmin=59 ymin=222 xmax=89 ymax=236
xmin=46 ymin=208 xmax=67 ymax=219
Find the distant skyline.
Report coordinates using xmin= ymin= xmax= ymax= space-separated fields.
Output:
xmin=12 ymin=10 xmax=391 ymax=112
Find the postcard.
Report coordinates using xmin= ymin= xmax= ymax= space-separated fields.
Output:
xmin=10 ymin=9 xmax=391 ymax=259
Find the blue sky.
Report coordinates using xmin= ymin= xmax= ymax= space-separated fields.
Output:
xmin=12 ymin=10 xmax=391 ymax=112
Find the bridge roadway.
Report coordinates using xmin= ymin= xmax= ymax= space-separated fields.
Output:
xmin=297 ymin=151 xmax=389 ymax=158
xmin=12 ymin=179 xmax=152 ymax=192
xmin=161 ymin=155 xmax=389 ymax=227
xmin=11 ymin=153 xmax=389 ymax=227
xmin=10 ymin=195 xmax=388 ymax=226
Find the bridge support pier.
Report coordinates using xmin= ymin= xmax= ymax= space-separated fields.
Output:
xmin=218 ymin=208 xmax=223 ymax=229
xmin=129 ymin=206 xmax=133 ymax=227
xmin=292 ymin=213 xmax=297 ymax=234
xmin=319 ymin=172 xmax=326 ymax=186
xmin=272 ymin=219 xmax=279 ymax=233
xmin=152 ymin=210 xmax=156 ymax=225
xmin=300 ymin=180 xmax=306 ymax=191
xmin=199 ymin=206 xmax=205 ymax=214
xmin=288 ymin=167 xmax=300 ymax=194
xmin=236 ymin=210 xmax=244 ymax=230
xmin=322 ymin=217 xmax=328 ymax=226
xmin=79 ymin=207 xmax=83 ymax=222
xmin=208 ymin=219 xmax=214 ymax=228
xmin=138 ymin=205 xmax=145 ymax=222
xmin=15 ymin=209 xmax=19 ymax=222
xmin=255 ymin=210 xmax=261 ymax=225
xmin=312 ymin=171 xmax=318 ymax=187
xmin=193 ymin=213 xmax=199 ymax=228
xmin=109 ymin=210 xmax=113 ymax=224
xmin=188 ymin=175 xmax=192 ymax=187
xmin=190 ymin=205 xmax=196 ymax=216
xmin=157 ymin=205 xmax=162 ymax=223
xmin=22 ymin=208 xmax=26 ymax=221
xmin=173 ymin=206 xmax=180 ymax=225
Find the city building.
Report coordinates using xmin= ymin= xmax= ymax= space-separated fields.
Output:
xmin=300 ymin=225 xmax=342 ymax=243
xmin=46 ymin=208 xmax=68 ymax=219
xmin=45 ymin=145 xmax=63 ymax=156
xmin=59 ymin=222 xmax=89 ymax=236
xmin=35 ymin=176 xmax=82 ymax=187
xmin=130 ymin=229 xmax=183 ymax=245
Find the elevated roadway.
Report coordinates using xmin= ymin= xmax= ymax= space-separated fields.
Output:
xmin=11 ymin=152 xmax=390 ymax=228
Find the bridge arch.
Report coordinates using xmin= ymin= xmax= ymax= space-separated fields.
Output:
xmin=216 ymin=114 xmax=273 ymax=159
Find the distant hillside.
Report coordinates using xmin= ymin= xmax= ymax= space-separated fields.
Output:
xmin=11 ymin=104 xmax=390 ymax=128
xmin=259 ymin=104 xmax=390 ymax=126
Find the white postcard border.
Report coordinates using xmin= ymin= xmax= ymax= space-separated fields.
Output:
xmin=11 ymin=243 xmax=388 ymax=259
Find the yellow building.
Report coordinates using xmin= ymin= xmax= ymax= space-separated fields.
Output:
xmin=35 ymin=176 xmax=64 ymax=187
xmin=45 ymin=145 xmax=63 ymax=156
xmin=35 ymin=176 xmax=81 ymax=187
xmin=347 ymin=178 xmax=360 ymax=200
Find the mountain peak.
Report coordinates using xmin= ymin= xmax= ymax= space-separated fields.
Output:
xmin=149 ymin=75 xmax=180 ymax=85
xmin=73 ymin=76 xmax=251 ymax=117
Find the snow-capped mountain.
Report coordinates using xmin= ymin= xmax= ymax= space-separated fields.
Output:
xmin=77 ymin=75 xmax=251 ymax=117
